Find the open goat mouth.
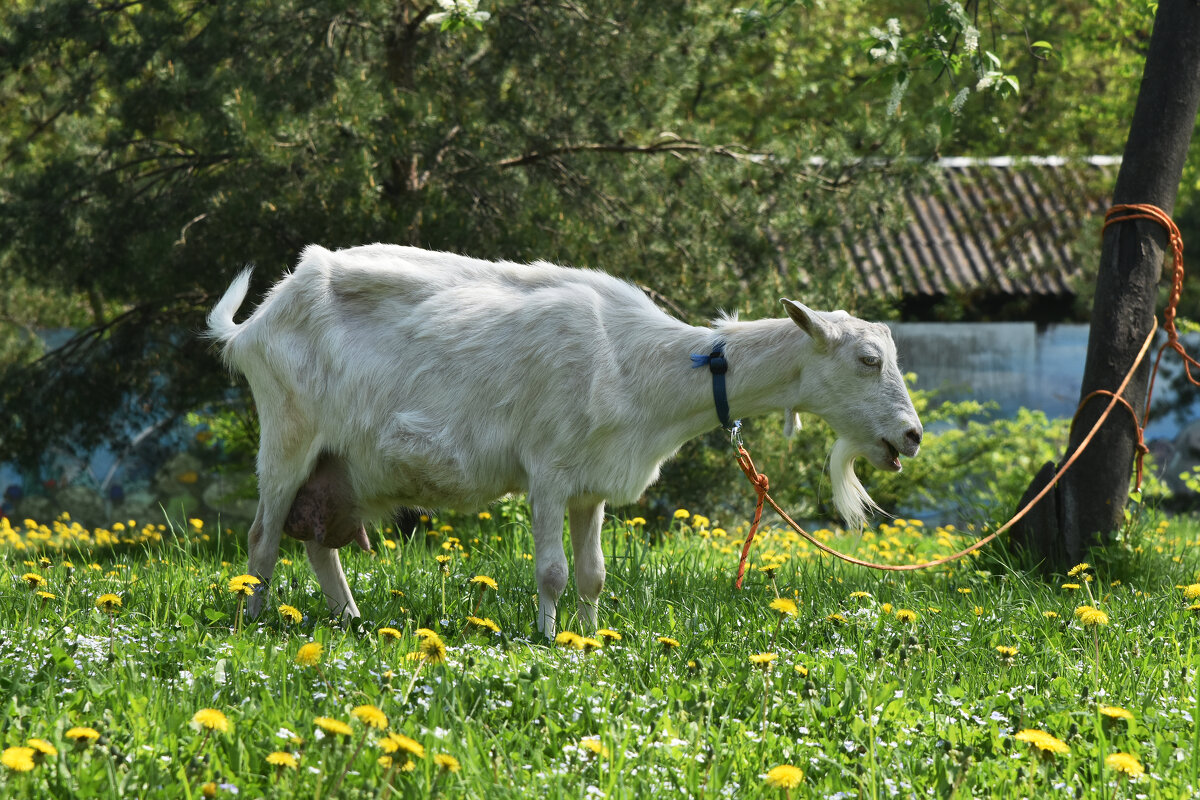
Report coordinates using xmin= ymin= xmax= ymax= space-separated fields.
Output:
xmin=882 ymin=439 xmax=902 ymax=471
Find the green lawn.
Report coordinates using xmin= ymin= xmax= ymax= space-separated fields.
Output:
xmin=1 ymin=502 xmax=1198 ymax=798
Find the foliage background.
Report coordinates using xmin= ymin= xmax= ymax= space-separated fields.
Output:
xmin=0 ymin=0 xmax=1192 ymax=510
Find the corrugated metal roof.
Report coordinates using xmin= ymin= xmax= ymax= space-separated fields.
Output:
xmin=833 ymin=156 xmax=1120 ymax=298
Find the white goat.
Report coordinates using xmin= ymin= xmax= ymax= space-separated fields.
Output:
xmin=207 ymin=244 xmax=922 ymax=636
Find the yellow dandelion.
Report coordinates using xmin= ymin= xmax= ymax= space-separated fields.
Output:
xmin=749 ymin=652 xmax=777 ymax=667
xmin=673 ymin=509 xmax=690 ymax=520
xmin=769 ymin=598 xmax=798 ymax=617
xmin=848 ymin=591 xmax=872 ymax=600
xmin=580 ymin=737 xmax=609 ymax=757
xmin=1106 ymin=752 xmax=1144 ymax=778
xmin=1014 ymin=729 xmax=1069 ymax=755
xmin=826 ymin=612 xmax=847 ymax=625
xmin=267 ymin=751 xmax=298 ymax=769
xmin=295 ymin=642 xmax=323 ymax=666
xmin=278 ymin=604 xmax=302 ymax=624
xmin=657 ymin=636 xmax=680 ymax=650
xmin=880 ymin=603 xmax=894 ymax=615
xmin=414 ymin=627 xmax=438 ymax=639
xmin=1043 ymin=611 xmax=1060 ymax=619
xmin=1099 ymin=705 xmax=1134 ymax=721
xmin=597 ymin=628 xmax=622 ymax=642
xmin=228 ymin=574 xmax=260 ymax=595
xmin=64 ymin=727 xmax=100 ymax=745
xmin=477 ymin=511 xmax=492 ymax=521
xmin=764 ymin=764 xmax=805 ymax=788
xmin=465 ymin=616 xmax=501 ymax=633
xmin=794 ymin=664 xmax=808 ymax=677
xmin=382 ymin=733 xmax=426 ymax=759
xmin=894 ymin=608 xmax=918 ymax=623
xmin=418 ymin=633 xmax=448 ymax=664
xmin=314 ymin=717 xmax=353 ymax=737
xmin=1061 ymin=583 xmax=1081 ymax=591
xmin=433 ymin=753 xmax=461 ymax=772
xmin=1076 ymin=606 xmax=1110 ymax=627
xmin=191 ymin=708 xmax=230 ymax=732
xmin=1183 ymin=584 xmax=1200 ymax=600
xmin=26 ymin=739 xmax=56 ymax=759
xmin=2 ymin=746 xmax=36 ymax=773
xmin=629 ymin=517 xmax=647 ymax=526
xmin=555 ymin=631 xmax=584 ymax=649
xmin=995 ymin=645 xmax=1018 ymax=659
xmin=352 ymin=705 xmax=389 ymax=730
xmin=957 ymin=587 xmax=971 ymax=594
xmin=21 ymin=573 xmax=45 ymax=589
xmin=580 ymin=637 xmax=603 ymax=652
xmin=378 ymin=626 xmax=403 ymax=641
xmin=470 ymin=575 xmax=498 ymax=590
xmin=95 ymin=593 xmax=122 ymax=612
xmin=1067 ymin=563 xmax=1091 ymax=577
xmin=36 ymin=591 xmax=56 ymax=602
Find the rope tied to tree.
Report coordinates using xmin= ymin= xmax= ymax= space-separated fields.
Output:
xmin=730 ymin=203 xmax=1190 ymax=581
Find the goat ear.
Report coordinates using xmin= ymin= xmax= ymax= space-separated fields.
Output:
xmin=782 ymin=299 xmax=831 ymax=349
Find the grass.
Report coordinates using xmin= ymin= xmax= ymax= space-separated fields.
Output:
xmin=1 ymin=502 xmax=1199 ymax=798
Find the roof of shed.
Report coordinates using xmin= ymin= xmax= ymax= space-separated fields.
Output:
xmin=832 ymin=156 xmax=1120 ymax=298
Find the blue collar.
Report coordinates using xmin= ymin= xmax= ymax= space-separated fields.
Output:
xmin=691 ymin=342 xmax=739 ymax=433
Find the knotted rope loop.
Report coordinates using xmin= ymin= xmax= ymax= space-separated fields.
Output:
xmin=733 ymin=447 xmax=769 ymax=589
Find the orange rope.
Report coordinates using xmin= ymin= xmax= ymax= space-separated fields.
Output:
xmin=732 ymin=201 xmax=1192 ymax=580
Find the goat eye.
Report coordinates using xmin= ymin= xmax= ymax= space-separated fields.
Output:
xmin=860 ymin=355 xmax=881 ymax=368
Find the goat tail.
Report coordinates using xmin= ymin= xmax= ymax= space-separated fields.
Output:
xmin=829 ymin=438 xmax=882 ymax=532
xmin=206 ymin=268 xmax=254 ymax=351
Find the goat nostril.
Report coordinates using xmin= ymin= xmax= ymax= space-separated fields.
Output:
xmin=906 ymin=428 xmax=923 ymax=447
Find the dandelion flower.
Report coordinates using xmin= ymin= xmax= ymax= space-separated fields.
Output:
xmin=378 ymin=626 xmax=403 ymax=642
xmin=433 ymin=753 xmax=461 ymax=772
xmin=314 ymin=717 xmax=353 ymax=737
xmin=95 ymin=593 xmax=122 ymax=612
xmin=414 ymin=627 xmax=438 ymax=639
xmin=597 ymin=628 xmax=622 ymax=642
xmin=749 ymin=652 xmax=777 ymax=666
xmin=1076 ymin=606 xmax=1109 ymax=627
xmin=477 ymin=511 xmax=492 ymax=521
xmin=1014 ymin=729 xmax=1069 ymax=756
xmin=770 ymin=598 xmax=798 ymax=617
xmin=673 ymin=509 xmax=690 ymax=520
xmin=278 ymin=604 xmax=302 ymax=624
xmin=65 ymin=727 xmax=100 ymax=745
xmin=1183 ymin=584 xmax=1200 ymax=600
xmin=1099 ymin=705 xmax=1134 ymax=721
xmin=1061 ymin=583 xmax=1081 ymax=591
xmin=1106 ymin=752 xmax=1144 ymax=778
xmin=764 ymin=764 xmax=805 ymax=788
xmin=382 ymin=733 xmax=426 ymax=759
xmin=657 ymin=636 xmax=680 ymax=650
xmin=191 ymin=708 xmax=230 ymax=733
xmin=848 ymin=591 xmax=872 ymax=600
xmin=26 ymin=739 xmax=56 ymax=759
xmin=995 ymin=645 xmax=1018 ymax=659
xmin=36 ymin=591 xmax=56 ymax=602
xmin=295 ymin=642 xmax=323 ymax=666
xmin=352 ymin=705 xmax=388 ymax=730
xmin=418 ymin=633 xmax=448 ymax=664
xmin=825 ymin=612 xmax=847 ymax=625
xmin=470 ymin=575 xmax=498 ymax=590
xmin=1067 ymin=563 xmax=1091 ymax=577
xmin=555 ymin=631 xmax=584 ymax=649
xmin=267 ymin=751 xmax=298 ymax=769
xmin=228 ymin=574 xmax=260 ymax=595
xmin=894 ymin=608 xmax=918 ymax=623
xmin=2 ymin=746 xmax=35 ymax=772
xmin=465 ymin=617 xmax=500 ymax=633
xmin=21 ymin=573 xmax=45 ymax=589
xmin=580 ymin=737 xmax=609 ymax=757
xmin=1043 ymin=611 xmax=1059 ymax=619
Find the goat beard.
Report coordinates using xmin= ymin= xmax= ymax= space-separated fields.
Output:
xmin=830 ymin=438 xmax=883 ymax=532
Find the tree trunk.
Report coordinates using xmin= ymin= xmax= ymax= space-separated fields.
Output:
xmin=1012 ymin=0 xmax=1200 ymax=566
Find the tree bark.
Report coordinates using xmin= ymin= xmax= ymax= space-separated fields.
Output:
xmin=1012 ymin=0 xmax=1200 ymax=566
